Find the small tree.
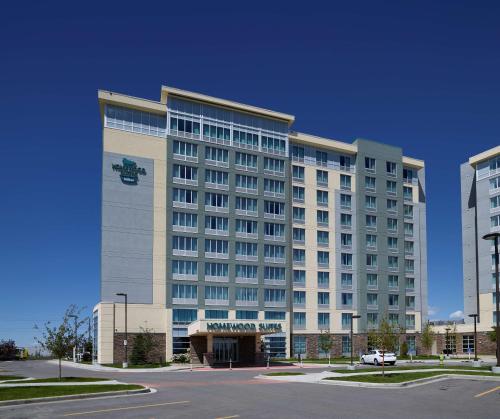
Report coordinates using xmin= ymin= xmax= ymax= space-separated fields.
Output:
xmin=368 ymin=318 xmax=399 ymax=376
xmin=400 ymin=341 xmax=409 ymax=358
xmin=487 ymin=326 xmax=498 ymax=343
xmin=318 ymin=330 xmax=333 ymax=364
xmin=0 ymin=340 xmax=17 ymax=361
xmin=130 ymin=327 xmax=155 ymax=365
xmin=421 ymin=322 xmax=434 ymax=354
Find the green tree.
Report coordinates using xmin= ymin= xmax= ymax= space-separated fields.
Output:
xmin=318 ymin=330 xmax=333 ymax=362
xmin=400 ymin=341 xmax=409 ymax=357
xmin=130 ymin=327 xmax=155 ymax=365
xmin=421 ymin=322 xmax=434 ymax=354
xmin=487 ymin=326 xmax=498 ymax=342
xmin=368 ymin=318 xmax=400 ymax=376
xmin=0 ymin=340 xmax=18 ymax=361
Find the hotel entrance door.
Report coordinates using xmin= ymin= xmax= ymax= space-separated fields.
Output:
xmin=213 ymin=337 xmax=238 ymax=363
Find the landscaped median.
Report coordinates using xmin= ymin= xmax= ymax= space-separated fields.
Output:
xmin=0 ymin=376 xmax=150 ymax=406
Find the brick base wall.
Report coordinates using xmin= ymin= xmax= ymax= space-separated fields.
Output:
xmin=113 ymin=332 xmax=166 ymax=364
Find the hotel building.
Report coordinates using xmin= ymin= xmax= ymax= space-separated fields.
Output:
xmin=94 ymin=86 xmax=428 ymax=365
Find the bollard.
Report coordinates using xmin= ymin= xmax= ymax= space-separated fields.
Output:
xmin=190 ymin=361 xmax=193 ymax=371
xmin=328 ymin=355 xmax=331 ymax=367
xmin=267 ymin=356 xmax=270 ymax=369
xmin=229 ymin=358 xmax=232 ymax=370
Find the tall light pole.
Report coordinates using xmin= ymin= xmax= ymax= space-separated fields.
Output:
xmin=445 ymin=326 xmax=451 ymax=356
xmin=68 ymin=314 xmax=78 ymax=363
xmin=482 ymin=232 xmax=500 ymax=368
xmin=468 ymin=314 xmax=478 ymax=362
xmin=116 ymin=293 xmax=128 ymax=368
xmin=350 ymin=315 xmax=361 ymax=367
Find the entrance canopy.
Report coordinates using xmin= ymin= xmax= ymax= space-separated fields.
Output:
xmin=188 ymin=320 xmax=285 ymax=337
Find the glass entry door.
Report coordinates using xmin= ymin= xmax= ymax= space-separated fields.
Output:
xmin=213 ymin=338 xmax=238 ymax=363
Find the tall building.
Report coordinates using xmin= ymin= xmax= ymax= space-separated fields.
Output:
xmin=461 ymin=146 xmax=500 ymax=327
xmin=94 ymin=86 xmax=427 ymax=365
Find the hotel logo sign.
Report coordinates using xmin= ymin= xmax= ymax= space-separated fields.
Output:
xmin=207 ymin=322 xmax=283 ymax=333
xmin=112 ymin=158 xmax=146 ymax=185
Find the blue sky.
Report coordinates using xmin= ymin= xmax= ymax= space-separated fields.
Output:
xmin=1 ymin=1 xmax=499 ymax=346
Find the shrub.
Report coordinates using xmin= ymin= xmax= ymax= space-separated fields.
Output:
xmin=172 ymin=351 xmax=191 ymax=363
xmin=0 ymin=340 xmax=17 ymax=361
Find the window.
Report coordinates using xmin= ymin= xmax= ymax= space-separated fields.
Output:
xmin=492 ymin=215 xmax=500 ymax=227
xmin=367 ymin=254 xmax=378 ymax=268
xmin=367 ymin=293 xmax=378 ymax=307
xmin=388 ymin=236 xmax=398 ymax=250
xmin=293 ymin=165 xmax=305 ymax=181
xmin=205 ymin=146 xmax=228 ymax=164
xmin=292 ymin=145 xmax=305 ymax=161
xmin=316 ymin=151 xmax=328 ymax=166
xmin=367 ymin=273 xmax=378 ymax=288
xmin=235 ymin=152 xmax=257 ymax=170
xmin=205 ymin=239 xmax=229 ymax=256
xmin=404 ymin=222 xmax=414 ymax=237
xmin=204 ymin=123 xmax=231 ymax=140
xmin=366 ymin=234 xmax=377 ymax=249
xmin=365 ymin=176 xmax=376 ymax=191
xmin=406 ymin=277 xmax=415 ymax=291
xmin=265 ymin=289 xmax=286 ymax=303
xmin=173 ymin=164 xmax=198 ymax=182
xmin=293 ymin=336 xmax=306 ymax=357
xmin=205 ymin=310 xmax=228 ymax=320
xmin=173 ymin=212 xmax=198 ymax=229
xmin=318 ymin=292 xmax=329 ymax=306
xmin=293 ymin=291 xmax=306 ymax=306
xmin=367 ymin=313 xmax=379 ymax=328
xmin=317 ymin=190 xmax=329 ymax=206
xmin=490 ymin=156 xmax=500 ymax=172
xmin=317 ymin=170 xmax=328 ymax=186
xmin=106 ymin=105 xmax=167 ymax=137
xmin=388 ymin=294 xmax=399 ymax=308
xmin=205 ymin=263 xmax=228 ymax=280
xmin=386 ymin=161 xmax=397 ymax=176
xmin=406 ymin=295 xmax=416 ymax=309
xmin=293 ymin=312 xmax=306 ymax=328
xmin=264 ymin=179 xmax=285 ymax=196
xmin=172 ymin=260 xmax=198 ymax=278
xmin=342 ymin=336 xmax=351 ymax=355
xmin=205 ymin=216 xmax=228 ymax=233
xmin=341 ymin=313 xmax=352 ymax=329
xmin=318 ymin=271 xmax=330 ymax=288
xmin=403 ymin=186 xmax=413 ymax=201
xmin=236 ymin=310 xmax=258 ymax=320
xmin=264 ymin=157 xmax=285 ymax=175
xmin=264 ymin=266 xmax=285 ymax=282
xmin=293 ymin=186 xmax=305 ymax=202
xmin=317 ymin=251 xmax=329 ymax=266
xmin=341 ymin=253 xmax=352 ymax=268
xmin=404 ymin=204 xmax=413 ymax=218
xmin=173 ymin=140 xmax=198 ymax=158
xmin=236 ymin=197 xmax=258 ymax=214
xmin=341 ymin=233 xmax=352 ymax=247
xmin=235 ymin=174 xmax=258 ymax=192
xmin=205 ymin=192 xmax=228 ymax=209
xmin=235 ymin=265 xmax=258 ymax=281
xmin=172 ymin=236 xmax=197 ymax=252
xmin=262 ymin=135 xmax=286 ymax=153
xmin=341 ymin=273 xmax=352 ymax=288
xmin=340 ymin=213 xmax=351 ymax=228
xmin=235 ymin=287 xmax=258 ymax=303
xmin=388 ymin=275 xmax=399 ymax=289
xmin=318 ymin=313 xmax=330 ymax=329
xmin=205 ymin=169 xmax=229 ymax=187
xmin=265 ymin=201 xmax=285 ymax=217
xmin=491 ymin=195 xmax=500 ymax=209
xmin=173 ymin=309 xmax=197 ymax=325
xmin=317 ymin=231 xmax=329 ymax=246
xmin=265 ymin=222 xmax=285 ymax=239
xmin=205 ymin=286 xmax=229 ymax=303
xmin=340 ymin=155 xmax=351 ymax=170
xmin=463 ymin=335 xmax=475 ymax=354
xmin=386 ymin=180 xmax=397 ymax=195
xmin=406 ymin=314 xmax=415 ymax=329
xmin=293 ymin=207 xmax=305 ymax=222
xmin=340 ymin=194 xmax=352 ymax=210
xmin=490 ymin=176 xmax=500 ymax=191
xmin=235 ymin=242 xmax=258 ymax=257
xmin=407 ymin=336 xmax=416 ymax=354
xmin=173 ymin=188 xmax=197 ymax=205
xmin=405 ymin=259 xmax=415 ymax=273
xmin=365 ymin=195 xmax=377 ymax=210
xmin=265 ymin=311 xmax=286 ymax=320
xmin=293 ymin=249 xmax=305 ymax=263
xmin=341 ymin=293 xmax=353 ymax=307
xmin=172 ymin=284 xmax=197 ymax=301
xmin=387 ymin=218 xmax=398 ymax=232
xmin=264 ymin=244 xmax=285 ymax=261
xmin=405 ymin=241 xmax=414 ymax=255
xmin=388 ymin=256 xmax=399 ymax=270
xmin=233 ymin=129 xmax=257 ymax=147
xmin=294 ymin=270 xmax=306 ymax=286
xmin=366 ymin=215 xmax=377 ymax=229
xmin=293 ymin=228 xmax=305 ymax=243
xmin=388 ymin=313 xmax=399 ymax=325
xmin=387 ymin=199 xmax=397 ymax=212
xmin=365 ymin=157 xmax=376 ymax=172
xmin=235 ymin=219 xmax=257 ymax=235
xmin=403 ymin=168 xmax=413 ymax=182
xmin=340 ymin=174 xmax=351 ymax=190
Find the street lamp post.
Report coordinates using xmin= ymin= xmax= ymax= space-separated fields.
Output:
xmin=350 ymin=315 xmax=361 ymax=368
xmin=482 ymin=233 xmax=500 ymax=369
xmin=68 ymin=314 xmax=78 ymax=363
xmin=116 ymin=293 xmax=128 ymax=368
xmin=445 ymin=327 xmax=450 ymax=357
xmin=468 ymin=314 xmax=479 ymax=362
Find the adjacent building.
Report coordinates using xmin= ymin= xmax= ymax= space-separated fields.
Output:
xmin=94 ymin=86 xmax=428 ymax=365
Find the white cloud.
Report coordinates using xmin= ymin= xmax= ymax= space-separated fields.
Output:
xmin=449 ymin=310 xmax=464 ymax=320
xmin=428 ymin=306 xmax=439 ymax=317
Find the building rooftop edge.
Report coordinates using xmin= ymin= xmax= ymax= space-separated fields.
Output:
xmin=468 ymin=145 xmax=500 ymax=165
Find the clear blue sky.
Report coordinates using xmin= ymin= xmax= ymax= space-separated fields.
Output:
xmin=1 ymin=1 xmax=499 ymax=346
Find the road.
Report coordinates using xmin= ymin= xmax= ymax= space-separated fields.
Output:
xmin=0 ymin=361 xmax=499 ymax=418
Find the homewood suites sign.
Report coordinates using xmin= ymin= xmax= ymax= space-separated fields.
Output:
xmin=207 ymin=322 xmax=282 ymax=333
xmin=112 ymin=158 xmax=147 ymax=185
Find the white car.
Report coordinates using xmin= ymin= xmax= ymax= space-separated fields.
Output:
xmin=361 ymin=350 xmax=397 ymax=366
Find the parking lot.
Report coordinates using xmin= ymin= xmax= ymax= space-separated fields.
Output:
xmin=0 ymin=360 xmax=499 ymax=419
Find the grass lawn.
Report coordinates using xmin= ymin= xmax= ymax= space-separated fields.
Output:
xmin=331 ymin=365 xmax=492 ymax=373
xmin=0 ymin=376 xmax=25 ymax=381
xmin=7 ymin=377 xmax=111 ymax=384
xmin=274 ymin=358 xmax=351 ymax=364
xmin=325 ymin=370 xmax=500 ymax=384
xmin=102 ymin=362 xmax=171 ymax=369
xmin=0 ymin=384 xmax=144 ymax=402
xmin=265 ymin=372 xmax=305 ymax=376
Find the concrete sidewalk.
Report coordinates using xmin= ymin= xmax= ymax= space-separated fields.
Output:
xmin=50 ymin=360 xmax=193 ymax=373
xmin=0 ymin=380 xmax=123 ymax=388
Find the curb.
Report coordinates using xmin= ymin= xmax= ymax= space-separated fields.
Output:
xmin=51 ymin=360 xmax=194 ymax=373
xmin=0 ymin=387 xmax=151 ymax=407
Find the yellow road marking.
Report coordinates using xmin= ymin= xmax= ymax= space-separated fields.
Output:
xmin=215 ymin=416 xmax=240 ymax=419
xmin=62 ymin=400 xmax=190 ymax=416
xmin=474 ymin=386 xmax=500 ymax=398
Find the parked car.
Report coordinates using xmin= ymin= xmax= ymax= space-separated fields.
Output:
xmin=361 ymin=350 xmax=397 ymax=365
